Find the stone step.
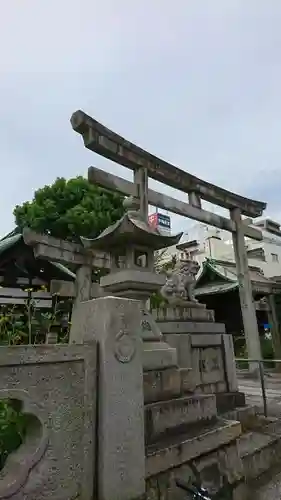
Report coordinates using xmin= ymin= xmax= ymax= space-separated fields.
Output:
xmin=145 ymin=393 xmax=217 ymax=444
xmin=223 ymin=405 xmax=281 ymax=436
xmin=238 ymin=430 xmax=281 ymax=480
xmin=145 ymin=418 xmax=241 ymax=478
xmin=222 ymin=405 xmax=258 ymax=429
xmin=142 ymin=341 xmax=178 ymax=371
xmin=216 ymin=391 xmax=246 ymax=414
xmin=143 ymin=367 xmax=192 ymax=404
xmin=261 ymin=418 xmax=281 ymax=436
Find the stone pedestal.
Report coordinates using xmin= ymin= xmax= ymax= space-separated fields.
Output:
xmin=143 ymin=303 xmax=245 ymax=499
xmin=152 ymin=305 xmax=240 ymax=412
xmin=70 ymin=296 xmax=146 ymax=500
xmin=100 ymin=270 xmax=178 ymax=372
xmin=139 ymin=308 xmax=178 ymax=371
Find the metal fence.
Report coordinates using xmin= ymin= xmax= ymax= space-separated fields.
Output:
xmin=235 ymin=357 xmax=281 ymax=418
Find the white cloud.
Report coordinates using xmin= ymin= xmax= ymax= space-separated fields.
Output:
xmin=0 ymin=0 xmax=281 ymax=236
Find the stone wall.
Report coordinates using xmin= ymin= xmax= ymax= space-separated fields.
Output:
xmin=0 ymin=344 xmax=97 ymax=500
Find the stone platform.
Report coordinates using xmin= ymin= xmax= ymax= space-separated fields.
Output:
xmin=144 ymin=304 xmax=281 ymax=498
xmin=145 ymin=394 xmax=217 ymax=443
xmin=152 ymin=305 xmax=239 ymax=412
xmin=144 ymin=304 xmax=246 ymax=498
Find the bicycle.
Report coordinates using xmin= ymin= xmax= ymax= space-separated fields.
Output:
xmin=175 ymin=477 xmax=235 ymax=499
xmin=175 ymin=478 xmax=212 ymax=499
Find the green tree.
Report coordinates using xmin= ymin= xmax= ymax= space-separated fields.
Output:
xmin=14 ymin=176 xmax=124 ymax=241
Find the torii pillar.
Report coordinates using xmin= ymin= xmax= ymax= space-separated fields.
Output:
xmin=231 ymin=209 xmax=261 ymax=372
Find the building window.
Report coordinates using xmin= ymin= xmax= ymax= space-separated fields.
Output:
xmin=271 ymin=253 xmax=279 ymax=262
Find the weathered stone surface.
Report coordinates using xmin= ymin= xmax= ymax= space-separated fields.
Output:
xmin=145 ymin=464 xmax=196 ymax=500
xmin=146 ymin=438 xmax=245 ymax=498
xmin=0 ymin=344 xmax=97 ymax=500
xmin=140 ymin=310 xmax=179 ymax=371
xmin=73 ymin=110 xmax=266 ymax=217
xmin=143 ymin=368 xmax=182 ymax=404
xmin=73 ymin=296 xmax=145 ymax=500
xmin=195 ymin=382 xmax=227 ymax=395
xmin=179 ymin=367 xmax=196 ymax=393
xmin=239 ymin=431 xmax=281 ymax=480
xmin=194 ymin=442 xmax=244 ymax=495
xmin=221 ymin=333 xmax=238 ymax=392
xmin=222 ymin=404 xmax=256 ymax=426
xmin=145 ymin=394 xmax=217 ymax=443
xmin=146 ymin=419 xmax=242 ymax=477
xmin=152 ymin=307 xmax=214 ymax=322
xmin=160 ymin=325 xmax=238 ymax=401
xmin=158 ymin=321 xmax=224 ymax=334
xmin=216 ymin=391 xmax=246 ymax=414
xmin=160 ymin=259 xmax=202 ymax=307
xmin=142 ymin=341 xmax=178 ymax=371
xmin=163 ymin=334 xmax=192 ymax=369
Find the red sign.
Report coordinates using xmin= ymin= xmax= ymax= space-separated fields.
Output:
xmin=148 ymin=213 xmax=158 ymax=227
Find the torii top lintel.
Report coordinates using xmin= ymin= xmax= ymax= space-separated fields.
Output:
xmin=70 ymin=110 xmax=266 ymax=218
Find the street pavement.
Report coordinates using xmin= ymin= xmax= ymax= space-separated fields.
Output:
xmin=238 ymin=372 xmax=281 ymax=498
xmin=238 ymin=371 xmax=281 ymax=416
xmin=254 ymin=471 xmax=281 ymax=500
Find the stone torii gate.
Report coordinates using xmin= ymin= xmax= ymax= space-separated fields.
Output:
xmin=70 ymin=109 xmax=267 ymax=366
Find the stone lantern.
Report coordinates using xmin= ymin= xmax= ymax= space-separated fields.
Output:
xmin=81 ymin=197 xmax=182 ymax=301
xmin=81 ymin=197 xmax=183 ymax=370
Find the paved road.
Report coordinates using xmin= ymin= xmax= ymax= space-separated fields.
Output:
xmin=238 ymin=373 xmax=281 ymax=497
xmin=238 ymin=373 xmax=281 ymax=415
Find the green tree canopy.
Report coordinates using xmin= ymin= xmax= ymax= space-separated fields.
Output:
xmin=14 ymin=176 xmax=125 ymax=242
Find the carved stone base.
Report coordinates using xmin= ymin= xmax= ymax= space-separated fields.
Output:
xmin=152 ymin=306 xmax=214 ymax=323
xmin=140 ymin=308 xmax=178 ymax=371
xmin=142 ymin=341 xmax=177 ymax=371
xmin=163 ymin=298 xmax=205 ymax=308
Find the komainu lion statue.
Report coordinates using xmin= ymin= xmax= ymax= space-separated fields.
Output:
xmin=160 ymin=259 xmax=202 ymax=307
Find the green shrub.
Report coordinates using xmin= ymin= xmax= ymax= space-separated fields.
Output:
xmin=0 ymin=400 xmax=28 ymax=471
xmin=235 ymin=335 xmax=275 ymax=370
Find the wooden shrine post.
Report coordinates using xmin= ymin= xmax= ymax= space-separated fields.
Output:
xmin=70 ymin=109 xmax=267 ymax=368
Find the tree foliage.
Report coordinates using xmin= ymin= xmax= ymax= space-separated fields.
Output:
xmin=14 ymin=176 xmax=125 ymax=241
xmin=0 ymin=400 xmax=28 ymax=471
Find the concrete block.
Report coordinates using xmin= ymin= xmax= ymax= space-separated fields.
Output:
xmin=216 ymin=392 xmax=246 ymax=414
xmin=158 ymin=321 xmax=225 ymax=335
xmin=221 ymin=333 xmax=238 ymax=392
xmin=180 ymin=367 xmax=196 ymax=393
xmin=0 ymin=344 xmax=97 ymax=500
xmin=145 ymin=394 xmax=217 ymax=443
xmin=143 ymin=368 xmax=181 ymax=404
xmin=146 ymin=419 xmax=242 ymax=477
xmin=239 ymin=431 xmax=281 ymax=480
xmin=142 ymin=341 xmax=177 ymax=371
xmin=163 ymin=334 xmax=192 ymax=369
xmin=194 ymin=442 xmax=244 ymax=496
xmin=200 ymin=347 xmax=224 ymax=385
xmin=152 ymin=306 xmax=214 ymax=323
xmin=190 ymin=334 xmax=223 ymax=347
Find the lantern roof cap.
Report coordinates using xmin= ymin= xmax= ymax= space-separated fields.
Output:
xmin=80 ymin=209 xmax=182 ymax=251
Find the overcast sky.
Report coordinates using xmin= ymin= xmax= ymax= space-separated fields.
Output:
xmin=0 ymin=1 xmax=281 ymax=237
